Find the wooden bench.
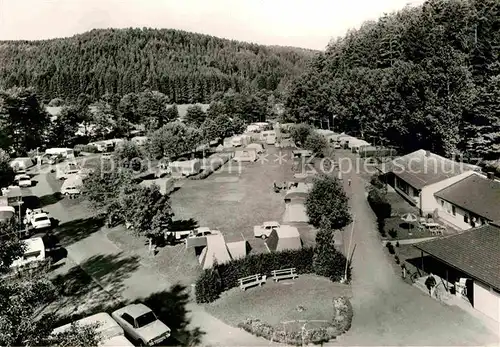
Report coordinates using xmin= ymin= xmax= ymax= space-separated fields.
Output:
xmin=238 ymin=274 xmax=267 ymax=290
xmin=271 ymin=268 xmax=298 ymax=282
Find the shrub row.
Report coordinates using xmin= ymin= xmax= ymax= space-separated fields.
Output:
xmin=74 ymin=144 xmax=99 ymax=153
xmin=195 ymin=248 xmax=315 ymax=303
xmin=367 ymin=187 xmax=392 ymax=220
xmin=238 ymin=297 xmax=353 ymax=345
xmin=189 ymin=154 xmax=232 ymax=180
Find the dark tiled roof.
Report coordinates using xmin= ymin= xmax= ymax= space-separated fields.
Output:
xmin=435 ymin=174 xmax=500 ymax=221
xmin=415 ymin=223 xmax=500 ymax=291
xmin=379 ymin=150 xmax=479 ymax=189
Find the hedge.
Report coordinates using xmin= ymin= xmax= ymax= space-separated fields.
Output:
xmin=189 ymin=154 xmax=231 ymax=180
xmin=195 ymin=248 xmax=315 ymax=303
xmin=238 ymin=297 xmax=353 ymax=345
xmin=367 ymin=187 xmax=391 ymax=220
xmin=359 ymin=148 xmax=396 ymax=158
xmin=74 ymin=144 xmax=99 ymax=153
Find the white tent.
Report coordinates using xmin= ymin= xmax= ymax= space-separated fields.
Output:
xmin=0 ymin=206 xmax=15 ymax=221
xmin=283 ymin=203 xmax=309 ymax=223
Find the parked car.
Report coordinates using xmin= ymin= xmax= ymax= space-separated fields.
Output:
xmin=102 ymin=152 xmax=113 ymax=160
xmin=25 ymin=211 xmax=52 ymax=230
xmin=52 ymin=312 xmax=135 ymax=347
xmin=188 ymin=227 xmax=220 ymax=238
xmin=56 ymin=168 xmax=80 ymax=180
xmin=253 ymin=221 xmax=281 ymax=239
xmin=16 ymin=174 xmax=32 ymax=188
xmin=111 ymin=304 xmax=171 ymax=346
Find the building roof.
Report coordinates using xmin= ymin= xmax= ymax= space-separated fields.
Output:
xmin=434 ymin=173 xmax=500 ymax=221
xmin=415 ymin=223 xmax=500 ymax=291
xmin=379 ymin=149 xmax=480 ymax=189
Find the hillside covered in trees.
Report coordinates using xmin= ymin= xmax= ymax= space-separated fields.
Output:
xmin=286 ymin=0 xmax=500 ymax=159
xmin=0 ymin=28 xmax=315 ymax=103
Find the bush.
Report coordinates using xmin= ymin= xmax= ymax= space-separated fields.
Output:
xmin=195 ymin=248 xmax=315 ymax=303
xmin=313 ymin=229 xmax=349 ymax=282
xmin=388 ymin=228 xmax=398 ymax=238
xmin=370 ymin=174 xmax=385 ymax=189
xmin=377 ymin=219 xmax=386 ymax=237
xmin=367 ymin=187 xmax=392 ymax=220
xmin=74 ymin=144 xmax=98 ymax=153
xmin=386 ymin=242 xmax=395 ymax=254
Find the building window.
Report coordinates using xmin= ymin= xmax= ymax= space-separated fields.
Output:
xmin=452 ymin=205 xmax=456 ymax=216
xmin=464 ymin=214 xmax=469 ymax=223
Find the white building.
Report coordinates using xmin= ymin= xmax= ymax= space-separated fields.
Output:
xmin=433 ymin=172 xmax=500 ymax=230
xmin=415 ymin=222 xmax=500 ymax=323
xmin=378 ymin=150 xmax=480 ymax=216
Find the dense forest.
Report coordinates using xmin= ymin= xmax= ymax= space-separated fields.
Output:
xmin=0 ymin=28 xmax=315 ymax=103
xmin=286 ymin=0 xmax=500 ymax=159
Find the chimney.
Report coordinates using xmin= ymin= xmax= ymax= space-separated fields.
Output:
xmin=425 ymin=150 xmax=431 ymax=157
xmin=487 ymin=172 xmax=495 ymax=180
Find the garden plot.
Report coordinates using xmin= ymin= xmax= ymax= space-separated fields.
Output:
xmin=205 ymin=275 xmax=352 ymax=328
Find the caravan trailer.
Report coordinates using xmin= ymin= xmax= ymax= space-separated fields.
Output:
xmin=260 ymin=131 xmax=276 ymax=145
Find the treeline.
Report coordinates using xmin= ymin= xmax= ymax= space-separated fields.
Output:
xmin=0 ymin=87 xmax=274 ymax=156
xmin=286 ymin=0 xmax=500 ymax=159
xmin=0 ymin=28 xmax=315 ymax=103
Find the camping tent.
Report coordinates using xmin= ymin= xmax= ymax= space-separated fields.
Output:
xmin=0 ymin=206 xmax=15 ymax=221
xmin=197 ymin=234 xmax=249 ymax=269
xmin=266 ymin=226 xmax=302 ymax=252
xmin=283 ymin=203 xmax=309 ymax=223
xmin=284 ymin=182 xmax=313 ymax=203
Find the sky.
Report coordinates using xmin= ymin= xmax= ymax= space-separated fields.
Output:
xmin=0 ymin=0 xmax=424 ymax=50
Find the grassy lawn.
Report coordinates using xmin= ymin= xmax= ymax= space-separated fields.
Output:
xmin=170 ymin=145 xmax=297 ymax=247
xmin=106 ymin=226 xmax=202 ymax=286
xmin=205 ymin=275 xmax=352 ymax=328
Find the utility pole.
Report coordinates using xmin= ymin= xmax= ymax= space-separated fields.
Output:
xmin=344 ymin=213 xmax=356 ymax=282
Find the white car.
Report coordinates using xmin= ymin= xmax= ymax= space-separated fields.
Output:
xmin=16 ymin=174 xmax=32 ymax=188
xmin=52 ymin=312 xmax=135 ymax=347
xmin=188 ymin=227 xmax=220 ymax=238
xmin=57 ymin=169 xmax=80 ymax=180
xmin=111 ymin=304 xmax=171 ymax=346
xmin=253 ymin=221 xmax=281 ymax=239
xmin=30 ymin=212 xmax=52 ymax=229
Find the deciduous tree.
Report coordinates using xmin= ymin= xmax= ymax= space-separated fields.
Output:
xmin=305 ymin=174 xmax=351 ymax=229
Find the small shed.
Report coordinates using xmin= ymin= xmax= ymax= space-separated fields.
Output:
xmin=266 ymin=226 xmax=302 ymax=252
